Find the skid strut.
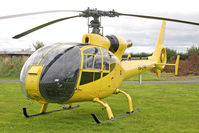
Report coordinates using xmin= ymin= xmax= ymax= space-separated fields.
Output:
xmin=91 ymin=89 xmax=139 ymax=123
xmin=91 ymin=109 xmax=140 ymax=123
xmin=23 ymin=104 xmax=80 ymax=118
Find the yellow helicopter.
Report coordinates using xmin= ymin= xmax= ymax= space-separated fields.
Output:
xmin=1 ymin=8 xmax=199 ymax=123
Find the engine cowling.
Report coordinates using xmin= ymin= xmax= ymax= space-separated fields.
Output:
xmin=82 ymin=33 xmax=132 ymax=60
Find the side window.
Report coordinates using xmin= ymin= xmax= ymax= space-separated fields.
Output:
xmin=103 ymin=55 xmax=109 ymax=71
xmin=94 ymin=56 xmax=102 ymax=70
xmin=83 ymin=55 xmax=94 ymax=69
xmin=80 ymin=47 xmax=102 ymax=85
xmin=80 ymin=47 xmax=111 ymax=85
xmin=83 ymin=47 xmax=102 ymax=70
xmin=102 ymin=48 xmax=110 ymax=71
xmin=80 ymin=72 xmax=93 ymax=85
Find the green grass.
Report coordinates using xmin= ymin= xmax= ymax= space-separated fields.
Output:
xmin=126 ymin=71 xmax=161 ymax=81
xmin=0 ymin=82 xmax=199 ymax=133
xmin=126 ymin=71 xmax=199 ymax=81
xmin=0 ymin=76 xmax=19 ymax=80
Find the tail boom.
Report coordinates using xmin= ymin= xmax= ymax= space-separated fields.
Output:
xmin=122 ymin=21 xmax=167 ymax=80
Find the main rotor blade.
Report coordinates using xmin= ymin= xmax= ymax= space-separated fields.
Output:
xmin=0 ymin=10 xmax=82 ymax=19
xmin=13 ymin=15 xmax=80 ymax=39
xmin=117 ymin=12 xmax=199 ymax=26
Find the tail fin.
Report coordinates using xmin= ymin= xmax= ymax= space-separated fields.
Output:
xmin=152 ymin=21 xmax=166 ymax=63
xmin=149 ymin=21 xmax=167 ymax=78
xmin=151 ymin=21 xmax=181 ymax=77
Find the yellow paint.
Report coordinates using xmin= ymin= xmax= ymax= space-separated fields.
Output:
xmin=122 ymin=60 xmax=156 ymax=80
xmin=175 ymin=55 xmax=180 ymax=75
xmin=154 ymin=69 xmax=161 ymax=78
xmin=82 ymin=33 xmax=110 ymax=49
xmin=114 ymin=36 xmax=128 ymax=60
xmin=93 ymin=98 xmax=114 ymax=119
xmin=68 ymin=103 xmax=72 ymax=108
xmin=152 ymin=21 xmax=166 ymax=60
xmin=40 ymin=103 xmax=48 ymax=113
xmin=127 ymin=54 xmax=131 ymax=60
xmin=25 ymin=65 xmax=47 ymax=104
xmin=114 ymin=89 xmax=133 ymax=112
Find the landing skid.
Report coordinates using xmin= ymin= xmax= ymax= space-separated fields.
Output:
xmin=23 ymin=104 xmax=80 ymax=118
xmin=91 ymin=109 xmax=140 ymax=124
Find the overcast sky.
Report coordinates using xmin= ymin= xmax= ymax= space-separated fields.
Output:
xmin=0 ymin=0 xmax=199 ymax=53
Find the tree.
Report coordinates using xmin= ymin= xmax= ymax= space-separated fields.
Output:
xmin=166 ymin=48 xmax=177 ymax=62
xmin=187 ymin=46 xmax=199 ymax=55
xmin=33 ymin=41 xmax=44 ymax=50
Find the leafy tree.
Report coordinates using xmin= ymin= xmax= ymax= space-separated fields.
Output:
xmin=166 ymin=48 xmax=177 ymax=62
xmin=187 ymin=46 xmax=199 ymax=55
xmin=178 ymin=53 xmax=188 ymax=60
xmin=33 ymin=41 xmax=44 ymax=50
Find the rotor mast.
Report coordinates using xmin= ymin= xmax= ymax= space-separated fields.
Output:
xmin=89 ymin=15 xmax=101 ymax=34
xmin=80 ymin=8 xmax=118 ymax=35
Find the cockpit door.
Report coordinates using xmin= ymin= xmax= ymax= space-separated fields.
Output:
xmin=79 ymin=47 xmax=103 ymax=86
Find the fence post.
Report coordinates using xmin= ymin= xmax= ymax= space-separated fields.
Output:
xmin=139 ymin=74 xmax=142 ymax=84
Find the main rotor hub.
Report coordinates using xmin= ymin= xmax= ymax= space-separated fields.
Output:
xmin=79 ymin=8 xmax=119 ymax=35
xmin=79 ymin=8 xmax=118 ymax=18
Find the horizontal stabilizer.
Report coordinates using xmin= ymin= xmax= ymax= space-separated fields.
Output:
xmin=155 ymin=55 xmax=180 ymax=76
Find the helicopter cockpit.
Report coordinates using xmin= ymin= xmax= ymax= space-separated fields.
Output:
xmin=20 ymin=43 xmax=81 ymax=103
xmin=20 ymin=43 xmax=115 ymax=104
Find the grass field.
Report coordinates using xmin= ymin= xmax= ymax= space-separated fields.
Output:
xmin=0 ymin=82 xmax=199 ymax=133
xmin=0 ymin=76 xmax=19 ymax=80
xmin=127 ymin=71 xmax=199 ymax=81
xmin=126 ymin=71 xmax=160 ymax=81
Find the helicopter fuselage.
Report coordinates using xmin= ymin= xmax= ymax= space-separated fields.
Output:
xmin=21 ymin=31 xmax=166 ymax=105
xmin=21 ymin=33 xmax=129 ymax=104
